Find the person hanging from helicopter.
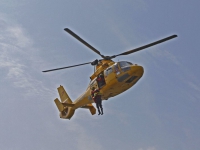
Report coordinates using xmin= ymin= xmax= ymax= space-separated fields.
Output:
xmin=96 ymin=73 xmax=105 ymax=88
xmin=91 ymin=87 xmax=103 ymax=115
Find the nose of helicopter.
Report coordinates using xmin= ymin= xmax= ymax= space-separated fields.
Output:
xmin=130 ymin=65 xmax=144 ymax=77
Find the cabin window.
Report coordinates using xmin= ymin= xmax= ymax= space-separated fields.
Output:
xmin=104 ymin=67 xmax=113 ymax=76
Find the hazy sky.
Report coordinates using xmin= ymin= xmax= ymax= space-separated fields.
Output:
xmin=0 ymin=1 xmax=200 ymax=150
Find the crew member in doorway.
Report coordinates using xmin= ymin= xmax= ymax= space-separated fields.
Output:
xmin=91 ymin=87 xmax=103 ymax=115
xmin=96 ymin=73 xmax=105 ymax=88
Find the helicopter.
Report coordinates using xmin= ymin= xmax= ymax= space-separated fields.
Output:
xmin=43 ymin=28 xmax=177 ymax=120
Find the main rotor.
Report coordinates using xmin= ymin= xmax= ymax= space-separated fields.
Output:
xmin=42 ymin=28 xmax=177 ymax=72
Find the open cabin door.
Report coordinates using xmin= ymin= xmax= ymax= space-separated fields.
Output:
xmin=89 ymin=75 xmax=106 ymax=90
xmin=96 ymin=72 xmax=106 ymax=89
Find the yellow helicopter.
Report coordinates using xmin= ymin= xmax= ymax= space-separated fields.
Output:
xmin=43 ymin=28 xmax=177 ymax=120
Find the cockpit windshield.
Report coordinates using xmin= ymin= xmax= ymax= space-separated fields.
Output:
xmin=118 ymin=61 xmax=132 ymax=72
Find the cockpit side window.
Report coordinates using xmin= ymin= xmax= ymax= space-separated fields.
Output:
xmin=113 ymin=63 xmax=120 ymax=75
xmin=119 ymin=61 xmax=131 ymax=72
xmin=127 ymin=62 xmax=133 ymax=65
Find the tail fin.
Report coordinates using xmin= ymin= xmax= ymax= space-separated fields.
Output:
xmin=57 ymin=85 xmax=72 ymax=103
xmin=54 ymin=98 xmax=64 ymax=112
xmin=54 ymin=85 xmax=75 ymax=120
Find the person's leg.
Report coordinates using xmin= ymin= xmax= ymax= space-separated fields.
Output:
xmin=96 ymin=102 xmax=101 ymax=115
xmin=99 ymin=99 xmax=103 ymax=115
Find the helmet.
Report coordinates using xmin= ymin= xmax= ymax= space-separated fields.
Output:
xmin=92 ymin=87 xmax=95 ymax=90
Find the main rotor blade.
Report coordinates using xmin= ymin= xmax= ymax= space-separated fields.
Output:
xmin=113 ymin=34 xmax=177 ymax=57
xmin=64 ymin=28 xmax=104 ymax=58
xmin=42 ymin=62 xmax=91 ymax=72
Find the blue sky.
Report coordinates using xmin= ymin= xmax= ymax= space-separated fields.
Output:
xmin=0 ymin=1 xmax=200 ymax=150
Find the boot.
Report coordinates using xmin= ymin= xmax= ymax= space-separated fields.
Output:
xmin=101 ymin=108 xmax=103 ymax=115
xmin=98 ymin=109 xmax=101 ymax=115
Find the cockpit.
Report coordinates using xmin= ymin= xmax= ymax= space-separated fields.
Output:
xmin=118 ymin=61 xmax=132 ymax=72
xmin=104 ymin=61 xmax=133 ymax=76
xmin=104 ymin=61 xmax=133 ymax=77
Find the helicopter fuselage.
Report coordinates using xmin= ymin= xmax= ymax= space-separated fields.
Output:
xmin=72 ymin=60 xmax=144 ymax=109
